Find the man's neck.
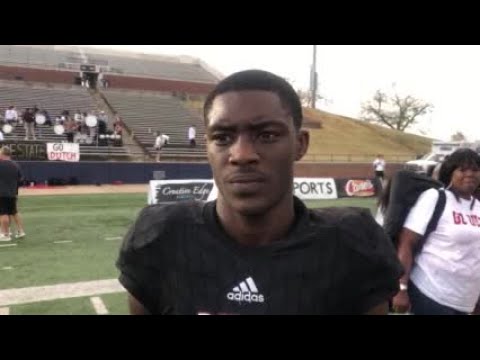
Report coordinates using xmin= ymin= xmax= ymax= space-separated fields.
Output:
xmin=216 ymin=196 xmax=296 ymax=247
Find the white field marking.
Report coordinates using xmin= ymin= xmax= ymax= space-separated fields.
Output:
xmin=0 ymin=279 xmax=125 ymax=307
xmin=0 ymin=244 xmax=17 ymax=248
xmin=90 ymin=297 xmax=109 ymax=315
xmin=104 ymin=237 xmax=122 ymax=241
xmin=0 ymin=307 xmax=10 ymax=315
xmin=21 ymin=204 xmax=141 ymax=211
xmin=1 ymin=266 xmax=14 ymax=271
xmin=53 ymin=241 xmax=73 ymax=244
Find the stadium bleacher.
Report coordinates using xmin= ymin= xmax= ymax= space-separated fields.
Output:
xmin=0 ymin=45 xmax=218 ymax=83
xmin=0 ymin=45 xmax=219 ymax=162
xmin=101 ymin=89 xmax=207 ymax=160
xmin=0 ymin=81 xmax=129 ymax=159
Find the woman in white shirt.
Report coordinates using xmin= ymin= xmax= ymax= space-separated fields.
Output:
xmin=392 ymin=149 xmax=480 ymax=315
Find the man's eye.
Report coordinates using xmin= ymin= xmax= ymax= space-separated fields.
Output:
xmin=212 ymin=134 xmax=233 ymax=145
xmin=259 ymin=132 xmax=278 ymax=142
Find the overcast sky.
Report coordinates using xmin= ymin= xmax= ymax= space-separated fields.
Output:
xmin=81 ymin=45 xmax=480 ymax=141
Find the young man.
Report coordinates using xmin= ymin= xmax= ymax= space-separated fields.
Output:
xmin=188 ymin=124 xmax=197 ymax=147
xmin=117 ymin=70 xmax=403 ymax=315
xmin=0 ymin=147 xmax=25 ymax=241
xmin=154 ymin=132 xmax=169 ymax=162
xmin=5 ymin=106 xmax=18 ymax=125
xmin=373 ymin=154 xmax=386 ymax=181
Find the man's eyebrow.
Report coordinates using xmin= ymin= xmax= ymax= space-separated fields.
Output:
xmin=208 ymin=118 xmax=289 ymax=132
xmin=207 ymin=122 xmax=237 ymax=133
xmin=247 ymin=119 xmax=289 ymax=130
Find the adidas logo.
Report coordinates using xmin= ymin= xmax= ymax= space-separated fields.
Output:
xmin=227 ymin=277 xmax=265 ymax=304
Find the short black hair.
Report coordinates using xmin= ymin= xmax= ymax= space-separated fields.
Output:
xmin=439 ymin=148 xmax=480 ymax=186
xmin=203 ymin=69 xmax=303 ymax=130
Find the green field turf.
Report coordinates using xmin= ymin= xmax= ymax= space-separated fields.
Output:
xmin=0 ymin=194 xmax=376 ymax=315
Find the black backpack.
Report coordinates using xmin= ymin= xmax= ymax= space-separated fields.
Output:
xmin=383 ymin=170 xmax=446 ymax=253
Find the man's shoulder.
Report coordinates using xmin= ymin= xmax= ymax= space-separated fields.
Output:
xmin=306 ymin=206 xmax=389 ymax=256
xmin=140 ymin=201 xmax=204 ymax=224
xmin=123 ymin=201 xmax=205 ymax=251
xmin=307 ymin=206 xmax=373 ymax=227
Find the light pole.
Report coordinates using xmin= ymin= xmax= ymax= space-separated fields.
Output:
xmin=310 ymin=45 xmax=318 ymax=109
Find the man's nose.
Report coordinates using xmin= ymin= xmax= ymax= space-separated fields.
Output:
xmin=229 ymin=135 xmax=260 ymax=165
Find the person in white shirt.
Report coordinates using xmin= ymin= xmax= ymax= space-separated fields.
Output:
xmin=373 ymin=154 xmax=386 ymax=180
xmin=74 ymin=110 xmax=83 ymax=124
xmin=0 ymin=130 xmax=4 ymax=141
xmin=4 ymin=106 xmax=18 ymax=125
xmin=392 ymin=148 xmax=480 ymax=315
xmin=154 ymin=132 xmax=169 ymax=162
xmin=373 ymin=154 xmax=386 ymax=192
xmin=188 ymin=125 xmax=196 ymax=147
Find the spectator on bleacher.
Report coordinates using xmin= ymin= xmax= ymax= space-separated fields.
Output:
xmin=74 ymin=110 xmax=83 ymax=124
xmin=113 ymin=115 xmax=124 ymax=134
xmin=82 ymin=74 xmax=89 ymax=88
xmin=99 ymin=73 xmax=109 ymax=89
xmin=113 ymin=122 xmax=124 ymax=147
xmin=99 ymin=111 xmax=108 ymax=124
xmin=64 ymin=118 xmax=77 ymax=143
xmin=4 ymin=106 xmax=18 ymax=125
xmin=88 ymin=119 xmax=97 ymax=141
xmin=0 ymin=129 xmax=4 ymax=142
xmin=55 ymin=116 xmax=63 ymax=125
xmin=98 ymin=117 xmax=107 ymax=135
xmin=113 ymin=112 xmax=121 ymax=124
xmin=154 ymin=132 xmax=169 ymax=162
xmin=188 ymin=124 xmax=197 ymax=147
xmin=33 ymin=106 xmax=40 ymax=129
xmin=41 ymin=109 xmax=52 ymax=126
xmin=22 ymin=108 xmax=36 ymax=141
xmin=80 ymin=112 xmax=89 ymax=134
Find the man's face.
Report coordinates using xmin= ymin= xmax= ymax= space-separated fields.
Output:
xmin=206 ymin=90 xmax=309 ymax=216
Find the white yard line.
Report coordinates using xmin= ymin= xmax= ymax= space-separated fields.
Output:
xmin=1 ymin=267 xmax=14 ymax=271
xmin=0 ymin=244 xmax=17 ymax=248
xmin=53 ymin=241 xmax=73 ymax=244
xmin=90 ymin=297 xmax=109 ymax=315
xmin=104 ymin=237 xmax=122 ymax=241
xmin=0 ymin=307 xmax=10 ymax=315
xmin=0 ymin=279 xmax=125 ymax=307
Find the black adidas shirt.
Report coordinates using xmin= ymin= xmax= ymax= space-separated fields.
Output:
xmin=117 ymin=198 xmax=403 ymax=315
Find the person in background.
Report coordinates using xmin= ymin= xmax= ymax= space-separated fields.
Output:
xmin=392 ymin=149 xmax=480 ymax=315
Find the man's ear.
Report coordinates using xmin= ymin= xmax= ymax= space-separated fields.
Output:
xmin=295 ymin=130 xmax=309 ymax=161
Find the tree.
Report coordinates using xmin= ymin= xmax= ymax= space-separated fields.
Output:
xmin=297 ymin=89 xmax=322 ymax=108
xmin=361 ymin=89 xmax=433 ymax=132
xmin=451 ymin=131 xmax=466 ymax=142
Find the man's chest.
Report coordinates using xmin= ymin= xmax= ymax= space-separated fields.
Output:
xmin=155 ymin=238 xmax=341 ymax=315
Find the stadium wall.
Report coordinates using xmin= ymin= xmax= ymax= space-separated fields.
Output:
xmin=294 ymin=163 xmax=404 ymax=179
xmin=0 ymin=65 xmax=215 ymax=94
xmin=0 ymin=65 xmax=75 ymax=83
xmin=18 ymin=162 xmax=213 ymax=185
xmin=17 ymin=161 xmax=405 ymax=185
xmin=104 ymin=74 xmax=215 ymax=94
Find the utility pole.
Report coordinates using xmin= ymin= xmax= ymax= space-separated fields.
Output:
xmin=310 ymin=45 xmax=318 ymax=109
